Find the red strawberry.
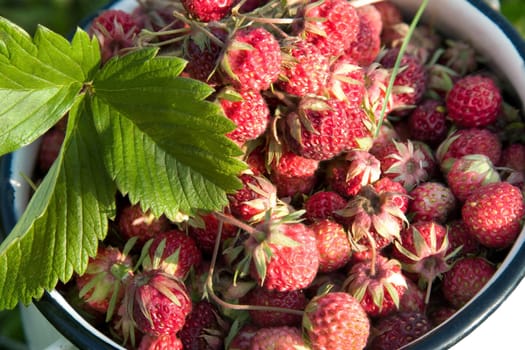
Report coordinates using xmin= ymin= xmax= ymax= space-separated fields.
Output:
xmin=181 ymin=0 xmax=234 ymax=22
xmin=344 ymin=6 xmax=382 ymax=66
xmin=380 ymin=48 xmax=428 ymax=115
xmin=304 ymin=190 xmax=347 ymax=223
xmin=221 ymin=27 xmax=281 ymax=91
xmin=407 ymin=181 xmax=457 ymax=223
xmin=278 ymin=40 xmax=330 ymax=96
xmin=242 ymin=286 xmax=306 ymax=327
xmin=344 ymin=255 xmax=408 ymax=318
xmin=116 ymin=202 xmax=171 ymax=244
xmin=269 ymin=149 xmax=320 ymax=198
xmin=326 ymin=150 xmax=381 ymax=198
xmin=76 ymin=245 xmax=133 ymax=318
xmin=245 ymin=212 xmax=320 ymax=292
xmin=142 ymin=229 xmax=202 ymax=279
xmin=88 ymin=9 xmax=142 ymax=63
xmin=309 ymin=219 xmax=352 ymax=273
xmin=373 ymin=0 xmax=403 ymax=28
xmin=303 ymin=292 xmax=370 ymax=350
xmin=188 ymin=211 xmax=239 ymax=254
xmin=441 ymin=256 xmax=496 ymax=308
xmin=250 ymin=326 xmax=306 ymax=350
xmin=446 ymin=74 xmax=502 ymax=128
xmin=392 ymin=221 xmax=453 ymax=302
xmin=408 ymin=98 xmax=448 ymax=146
xmin=436 ymin=127 xmax=502 ymax=173
xmin=462 ymin=182 xmax=524 ymax=248
xmin=219 ymin=88 xmax=271 ymax=146
xmin=372 ymin=176 xmax=409 ymax=213
xmin=372 ymin=139 xmax=436 ymax=191
xmin=446 ymin=154 xmax=501 ymax=202
xmin=368 ymin=311 xmax=432 ymax=350
xmin=445 ymin=220 xmax=481 ymax=258
xmin=183 ymin=26 xmax=228 ymax=85
xmin=363 ymin=64 xmax=395 ymax=120
xmin=138 ymin=333 xmax=183 ymax=350
xmin=326 ymin=56 xmax=366 ymax=105
xmin=126 ymin=270 xmax=192 ymax=336
xmin=285 ymin=96 xmax=353 ymax=161
xmin=37 ymin=127 xmax=65 ymax=174
xmin=178 ymin=300 xmax=226 ymax=350
xmin=399 ymin=278 xmax=426 ymax=313
xmin=293 ymin=0 xmax=360 ymax=58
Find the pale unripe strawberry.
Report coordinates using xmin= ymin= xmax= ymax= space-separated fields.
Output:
xmin=408 ymin=181 xmax=457 ymax=223
xmin=462 ymin=182 xmax=524 ymax=248
xmin=310 ymin=219 xmax=352 ymax=273
xmin=446 ymin=74 xmax=502 ymax=128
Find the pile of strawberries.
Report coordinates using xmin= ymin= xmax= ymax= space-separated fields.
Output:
xmin=38 ymin=0 xmax=525 ymax=349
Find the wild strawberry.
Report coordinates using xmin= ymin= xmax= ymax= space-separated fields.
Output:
xmin=221 ymin=27 xmax=281 ymax=91
xmin=304 ymin=191 xmax=347 ymax=223
xmin=436 ymin=127 xmax=502 ymax=173
xmin=446 ymin=74 xmax=502 ymax=128
xmin=380 ymin=48 xmax=428 ymax=115
xmin=368 ymin=311 xmax=432 ymax=350
xmin=441 ymin=256 xmax=496 ymax=308
xmin=399 ymin=278 xmax=426 ymax=313
xmin=363 ymin=63 xmax=395 ymax=120
xmin=372 ymin=139 xmax=436 ymax=191
xmin=227 ymin=173 xmax=278 ymax=223
xmin=373 ymin=0 xmax=403 ymax=29
xmin=325 ymin=150 xmax=381 ymax=198
xmin=142 ymin=229 xmax=202 ymax=279
xmin=326 ymin=56 xmax=366 ymax=105
xmin=337 ymin=183 xmax=409 ymax=259
xmin=439 ymin=39 xmax=479 ymax=76
xmin=356 ymin=4 xmax=383 ymax=37
xmin=178 ymin=300 xmax=226 ymax=350
xmin=138 ymin=333 xmax=183 ymax=350
xmin=183 ymin=26 xmax=228 ymax=85
xmin=344 ymin=255 xmax=408 ymax=318
xmin=278 ymin=40 xmax=330 ymax=96
xmin=219 ymin=88 xmax=271 ymax=146
xmin=250 ymin=326 xmax=307 ymax=350
xmin=76 ymin=245 xmax=133 ymax=318
xmin=242 ymin=286 xmax=306 ymax=327
xmin=188 ymin=211 xmax=239 ymax=254
xmin=407 ymin=98 xmax=449 ymax=146
xmin=310 ymin=219 xmax=352 ymax=273
xmin=285 ymin=96 xmax=352 ymax=161
xmin=446 ymin=154 xmax=501 ymax=202
xmin=181 ymin=0 xmax=234 ymax=22
xmin=244 ymin=211 xmax=320 ymax=292
xmin=125 ymin=270 xmax=192 ymax=336
xmin=392 ymin=221 xmax=453 ymax=302
xmin=445 ymin=220 xmax=481 ymax=259
xmin=37 ymin=127 xmax=65 ymax=174
xmin=462 ymin=182 xmax=525 ymax=248
xmin=293 ymin=0 xmax=360 ymax=58
xmin=382 ymin=24 xmax=442 ymax=64
xmin=88 ymin=9 xmax=142 ymax=63
xmin=346 ymin=104 xmax=376 ymax=151
xmin=344 ymin=6 xmax=382 ymax=67
xmin=407 ymin=181 xmax=457 ymax=223
xmin=372 ymin=176 xmax=410 ymax=213
xmin=116 ymin=201 xmax=171 ymax=244
xmin=303 ymin=292 xmax=370 ymax=350
xmin=269 ymin=149 xmax=320 ymax=198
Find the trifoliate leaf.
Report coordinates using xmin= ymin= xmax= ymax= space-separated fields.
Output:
xmin=0 ymin=97 xmax=116 ymax=309
xmin=91 ymin=50 xmax=245 ymax=219
xmin=0 ymin=17 xmax=100 ymax=156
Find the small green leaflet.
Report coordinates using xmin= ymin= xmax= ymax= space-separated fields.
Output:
xmin=0 ymin=18 xmax=245 ymax=309
xmin=0 ymin=98 xmax=116 ymax=309
xmin=0 ymin=18 xmax=100 ymax=155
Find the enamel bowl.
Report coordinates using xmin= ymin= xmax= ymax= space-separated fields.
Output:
xmin=1 ymin=0 xmax=525 ymax=349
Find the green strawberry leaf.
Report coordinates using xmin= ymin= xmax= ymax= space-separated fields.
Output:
xmin=91 ymin=49 xmax=245 ymax=219
xmin=0 ymin=18 xmax=100 ymax=156
xmin=0 ymin=97 xmax=116 ymax=309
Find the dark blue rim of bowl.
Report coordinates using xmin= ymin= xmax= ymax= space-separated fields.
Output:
xmin=1 ymin=0 xmax=525 ymax=349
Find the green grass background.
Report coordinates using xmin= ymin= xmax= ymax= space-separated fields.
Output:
xmin=0 ymin=0 xmax=523 ymax=349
